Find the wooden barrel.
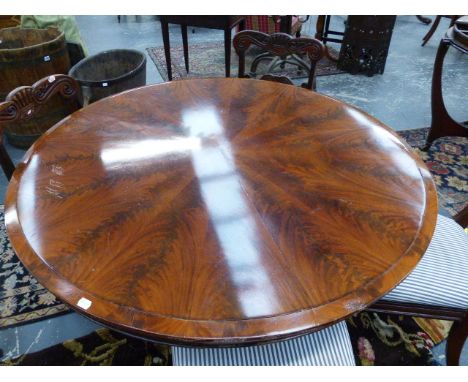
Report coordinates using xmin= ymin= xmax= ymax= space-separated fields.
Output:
xmin=0 ymin=15 xmax=21 ymax=30
xmin=0 ymin=27 xmax=71 ymax=147
xmin=69 ymin=49 xmax=146 ymax=105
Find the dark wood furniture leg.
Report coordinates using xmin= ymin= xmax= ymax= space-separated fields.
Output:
xmin=181 ymin=24 xmax=189 ymax=73
xmin=454 ymin=207 xmax=468 ymax=228
xmin=324 ymin=15 xmax=332 ymax=41
xmin=424 ymin=40 xmax=468 ymax=150
xmin=315 ymin=16 xmax=326 ymax=40
xmin=422 ymin=16 xmax=442 ymax=46
xmin=161 ymin=20 xmax=173 ymax=81
xmin=315 ymin=15 xmax=341 ymax=62
xmin=446 ymin=315 xmax=468 ymax=366
xmin=368 ymin=301 xmax=467 ymax=366
xmin=160 ymin=16 xmax=245 ymax=80
xmin=224 ymin=27 xmax=232 ymax=77
xmin=238 ymin=19 xmax=245 ymax=32
xmin=417 ymin=15 xmax=432 ymax=25
xmin=0 ymin=141 xmax=14 ymax=180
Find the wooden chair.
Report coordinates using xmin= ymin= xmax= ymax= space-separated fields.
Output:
xmin=0 ymin=74 xmax=82 ymax=180
xmin=370 ymin=18 xmax=468 ymax=363
xmin=233 ymin=31 xmax=325 ymax=90
xmin=424 ymin=16 xmax=468 ymax=150
xmin=368 ymin=206 xmax=468 ymax=365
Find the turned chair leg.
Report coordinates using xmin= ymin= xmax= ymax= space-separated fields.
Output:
xmin=446 ymin=316 xmax=467 ymax=366
xmin=224 ymin=27 xmax=232 ymax=78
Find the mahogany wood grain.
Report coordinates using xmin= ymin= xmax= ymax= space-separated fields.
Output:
xmin=5 ymin=78 xmax=438 ymax=346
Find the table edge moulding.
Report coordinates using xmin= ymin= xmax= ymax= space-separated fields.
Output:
xmin=5 ymin=78 xmax=438 ymax=346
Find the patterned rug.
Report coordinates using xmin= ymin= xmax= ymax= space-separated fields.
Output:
xmin=346 ymin=311 xmax=450 ymax=366
xmin=0 ymin=207 xmax=68 ymax=329
xmin=397 ymin=127 xmax=467 ymax=216
xmin=0 ymin=315 xmax=449 ymax=366
xmin=0 ymin=128 xmax=465 ymax=365
xmin=147 ymin=42 xmax=344 ymax=81
xmin=0 ymin=328 xmax=172 ymax=366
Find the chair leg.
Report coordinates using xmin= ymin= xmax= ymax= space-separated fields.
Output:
xmin=315 ymin=15 xmax=326 ymax=40
xmin=224 ymin=27 xmax=232 ymax=77
xmin=446 ymin=316 xmax=467 ymax=366
xmin=0 ymin=142 xmax=14 ymax=181
xmin=422 ymin=16 xmax=442 ymax=46
xmin=238 ymin=19 xmax=246 ymax=32
xmin=160 ymin=20 xmax=172 ymax=81
xmin=181 ymin=25 xmax=189 ymax=73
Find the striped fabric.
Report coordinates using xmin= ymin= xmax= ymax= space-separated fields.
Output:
xmin=245 ymin=16 xmax=280 ymax=34
xmin=172 ymin=321 xmax=355 ymax=366
xmin=243 ymin=16 xmax=302 ymax=35
xmin=382 ymin=214 xmax=468 ymax=309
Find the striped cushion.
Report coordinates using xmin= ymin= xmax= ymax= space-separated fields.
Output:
xmin=382 ymin=214 xmax=468 ymax=309
xmin=172 ymin=321 xmax=355 ymax=366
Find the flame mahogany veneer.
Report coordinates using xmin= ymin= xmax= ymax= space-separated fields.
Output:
xmin=5 ymin=78 xmax=438 ymax=346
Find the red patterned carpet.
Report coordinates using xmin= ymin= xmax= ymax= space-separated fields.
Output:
xmin=147 ymin=42 xmax=344 ymax=81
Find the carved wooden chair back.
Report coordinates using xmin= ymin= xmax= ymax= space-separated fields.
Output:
xmin=0 ymin=74 xmax=82 ymax=180
xmin=233 ymin=30 xmax=325 ymax=90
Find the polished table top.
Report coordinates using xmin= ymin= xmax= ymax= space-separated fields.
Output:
xmin=5 ymin=78 xmax=438 ymax=346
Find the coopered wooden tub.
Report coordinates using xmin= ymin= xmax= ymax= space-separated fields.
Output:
xmin=69 ymin=49 xmax=146 ymax=105
xmin=0 ymin=27 xmax=72 ymax=147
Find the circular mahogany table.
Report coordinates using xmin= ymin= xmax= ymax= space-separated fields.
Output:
xmin=5 ymin=78 xmax=438 ymax=346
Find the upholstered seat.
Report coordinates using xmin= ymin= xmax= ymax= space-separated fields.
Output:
xmin=172 ymin=321 xmax=355 ymax=366
xmin=382 ymin=214 xmax=468 ymax=309
xmin=244 ymin=16 xmax=303 ymax=36
xmin=369 ymin=213 xmax=468 ymax=365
